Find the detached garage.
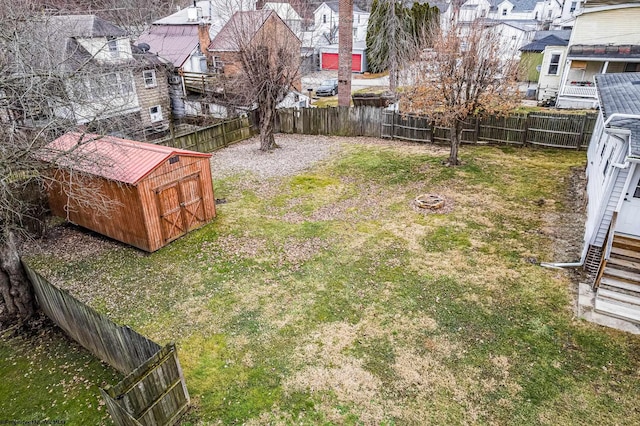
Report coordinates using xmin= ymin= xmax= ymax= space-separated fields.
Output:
xmin=41 ymin=132 xmax=216 ymax=252
xmin=319 ymin=42 xmax=367 ymax=73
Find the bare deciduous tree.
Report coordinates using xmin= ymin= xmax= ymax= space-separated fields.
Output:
xmin=0 ymin=5 xmax=162 ymax=322
xmin=401 ymin=19 xmax=522 ymax=166
xmin=210 ymin=9 xmax=301 ymax=151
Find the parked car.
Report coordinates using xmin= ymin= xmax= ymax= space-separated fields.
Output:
xmin=315 ymin=79 xmax=338 ymax=97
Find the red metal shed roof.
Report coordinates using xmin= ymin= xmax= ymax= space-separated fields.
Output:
xmin=41 ymin=132 xmax=211 ymax=185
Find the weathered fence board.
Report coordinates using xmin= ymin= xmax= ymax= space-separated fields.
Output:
xmin=278 ymin=107 xmax=596 ymax=149
xmin=102 ymin=344 xmax=190 ymax=426
xmin=276 ymin=106 xmax=382 ymax=137
xmin=25 ymin=263 xmax=160 ymax=374
xmin=379 ymin=110 xmax=597 ymax=149
xmin=23 ymin=263 xmax=190 ymax=426
xmin=156 ymin=115 xmax=253 ymax=153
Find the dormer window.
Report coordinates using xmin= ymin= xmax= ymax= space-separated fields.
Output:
xmin=502 ymin=8 xmax=507 ymax=16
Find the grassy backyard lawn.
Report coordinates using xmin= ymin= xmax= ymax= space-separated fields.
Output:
xmin=24 ymin=137 xmax=640 ymax=424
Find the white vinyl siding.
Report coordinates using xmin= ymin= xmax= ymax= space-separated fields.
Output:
xmin=571 ymin=8 xmax=640 ymax=46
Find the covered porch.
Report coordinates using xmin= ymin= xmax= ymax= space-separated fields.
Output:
xmin=557 ymin=45 xmax=640 ymax=108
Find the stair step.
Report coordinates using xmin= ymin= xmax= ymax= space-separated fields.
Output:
xmin=612 ymin=235 xmax=640 ymax=251
xmin=607 ymin=255 xmax=640 ymax=270
xmin=595 ymin=297 xmax=640 ymax=324
xmin=597 ymin=288 xmax=640 ymax=306
xmin=600 ymin=276 xmax=640 ymax=294
xmin=603 ymin=266 xmax=640 ymax=283
xmin=610 ymin=246 xmax=640 ymax=260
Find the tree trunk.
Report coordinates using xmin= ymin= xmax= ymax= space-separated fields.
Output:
xmin=338 ymin=0 xmax=353 ymax=107
xmin=389 ymin=0 xmax=397 ymax=94
xmin=259 ymin=102 xmax=276 ymax=152
xmin=448 ymin=122 xmax=463 ymax=166
xmin=0 ymin=231 xmax=35 ymax=319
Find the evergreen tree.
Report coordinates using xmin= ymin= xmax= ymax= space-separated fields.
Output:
xmin=366 ymin=1 xmax=439 ymax=75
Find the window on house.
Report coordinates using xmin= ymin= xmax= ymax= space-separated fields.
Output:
xmin=481 ymin=9 xmax=487 ymax=17
xmin=502 ymin=8 xmax=507 ymax=16
xmin=570 ymin=1 xmax=577 ymax=12
xmin=535 ymin=11 xmax=539 ymax=19
xmin=548 ymin=54 xmax=561 ymax=75
xmin=107 ymin=37 xmax=119 ymax=57
xmin=143 ymin=70 xmax=157 ymax=88
xmin=512 ymin=35 xmax=517 ymax=40
xmin=353 ymin=28 xmax=357 ymax=38
xmin=357 ymin=14 xmax=360 ymax=24
xmin=603 ymin=148 xmax=615 ymax=177
xmin=624 ymin=63 xmax=640 ymax=72
xmin=149 ymin=105 xmax=163 ymax=122
xmin=548 ymin=10 xmax=552 ymax=18
xmin=323 ymin=14 xmax=327 ymax=24
xmin=118 ymin=73 xmax=133 ymax=95
xmin=633 ymin=180 xmax=640 ymax=198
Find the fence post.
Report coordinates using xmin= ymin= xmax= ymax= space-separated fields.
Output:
xmin=391 ymin=111 xmax=396 ymax=140
xmin=474 ymin=117 xmax=480 ymax=144
xmin=521 ymin=114 xmax=531 ymax=146
xmin=577 ymin=114 xmax=588 ymax=150
xmin=222 ymin=120 xmax=228 ymax=147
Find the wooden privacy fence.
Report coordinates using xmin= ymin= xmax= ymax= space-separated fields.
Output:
xmin=156 ymin=115 xmax=253 ymax=153
xmin=23 ymin=262 xmax=190 ymax=426
xmin=276 ymin=106 xmax=383 ymax=137
xmin=382 ymin=110 xmax=597 ymax=149
xmin=275 ymin=107 xmax=597 ymax=150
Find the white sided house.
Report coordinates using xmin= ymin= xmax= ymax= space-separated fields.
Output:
xmin=553 ymin=2 xmax=640 ymax=109
xmin=583 ymin=72 xmax=640 ymax=324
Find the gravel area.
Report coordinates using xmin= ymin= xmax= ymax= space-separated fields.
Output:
xmin=210 ymin=134 xmax=344 ymax=178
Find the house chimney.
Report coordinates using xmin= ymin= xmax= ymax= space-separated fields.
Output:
xmin=198 ymin=22 xmax=211 ymax=55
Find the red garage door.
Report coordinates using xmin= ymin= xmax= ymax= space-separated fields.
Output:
xmin=322 ymin=53 xmax=363 ymax=72
xmin=322 ymin=53 xmax=339 ymax=70
xmin=351 ymin=54 xmax=362 ymax=72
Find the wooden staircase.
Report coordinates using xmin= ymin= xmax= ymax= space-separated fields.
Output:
xmin=595 ymin=234 xmax=640 ymax=323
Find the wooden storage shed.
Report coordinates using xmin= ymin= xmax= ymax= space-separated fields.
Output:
xmin=41 ymin=132 xmax=216 ymax=252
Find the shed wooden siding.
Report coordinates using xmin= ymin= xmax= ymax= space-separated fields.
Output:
xmin=47 ymin=172 xmax=150 ymax=250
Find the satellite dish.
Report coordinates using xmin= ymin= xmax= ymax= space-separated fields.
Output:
xmin=137 ymin=43 xmax=151 ymax=53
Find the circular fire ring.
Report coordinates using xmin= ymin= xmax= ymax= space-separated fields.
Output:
xmin=414 ymin=194 xmax=445 ymax=210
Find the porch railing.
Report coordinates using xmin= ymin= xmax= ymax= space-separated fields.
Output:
xmin=560 ymin=84 xmax=597 ymax=98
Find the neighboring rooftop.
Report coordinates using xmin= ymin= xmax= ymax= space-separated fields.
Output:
xmin=595 ymin=72 xmax=640 ymax=157
xmin=520 ymin=34 xmax=569 ymax=52
xmin=41 ymin=133 xmax=211 ymax=185
xmin=533 ymin=29 xmax=571 ymax=42
xmin=569 ymin=44 xmax=640 ymax=59
xmin=47 ymin=15 xmax=127 ymax=38
xmin=315 ymin=1 xmax=366 ymax=15
xmin=136 ymin=25 xmax=202 ymax=67
xmin=208 ymin=10 xmax=277 ymax=52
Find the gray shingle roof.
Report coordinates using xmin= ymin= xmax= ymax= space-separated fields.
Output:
xmin=596 ymin=72 xmax=640 ymax=157
xmin=520 ymin=34 xmax=568 ymax=52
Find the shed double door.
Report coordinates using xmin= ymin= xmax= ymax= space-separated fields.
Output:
xmin=156 ymin=175 xmax=206 ymax=243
